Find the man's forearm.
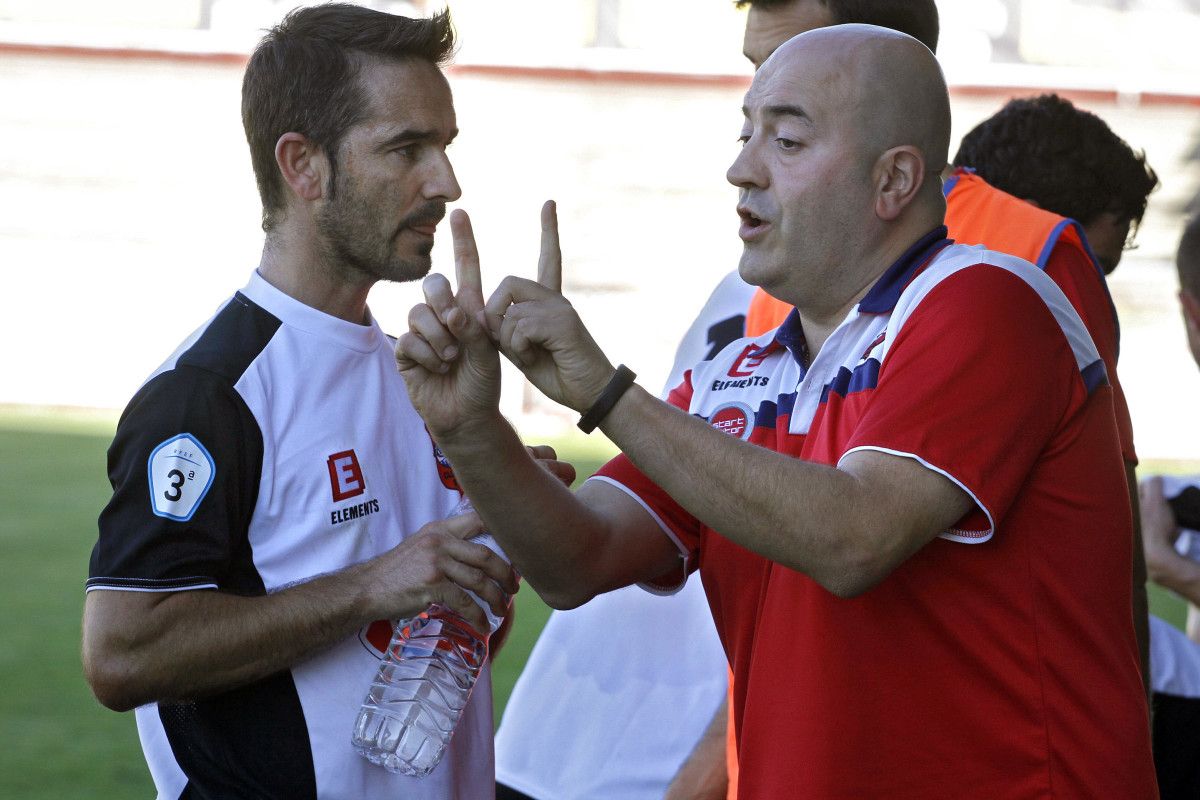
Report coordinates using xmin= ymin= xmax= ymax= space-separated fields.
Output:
xmin=435 ymin=413 xmax=644 ymax=608
xmin=83 ymin=565 xmax=377 ymax=711
xmin=595 ymin=384 xmax=968 ymax=597
xmin=82 ymin=516 xmax=514 ymax=712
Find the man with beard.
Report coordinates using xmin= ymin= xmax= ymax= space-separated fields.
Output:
xmin=80 ymin=6 xmax=519 ymax=798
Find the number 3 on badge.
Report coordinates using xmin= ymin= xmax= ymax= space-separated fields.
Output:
xmin=147 ymin=433 xmax=215 ymax=521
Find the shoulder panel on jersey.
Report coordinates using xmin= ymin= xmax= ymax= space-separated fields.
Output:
xmin=91 ymin=365 xmax=268 ymax=597
xmin=177 ymin=292 xmax=282 ymax=384
xmin=886 ymin=246 xmax=1104 ymax=387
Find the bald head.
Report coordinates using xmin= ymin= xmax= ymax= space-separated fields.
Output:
xmin=760 ymin=24 xmax=950 ymax=190
xmin=728 ymin=24 xmax=952 ymax=313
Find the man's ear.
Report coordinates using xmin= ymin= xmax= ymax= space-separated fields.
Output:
xmin=275 ymin=132 xmax=328 ymax=204
xmin=874 ymin=146 xmax=925 ymax=221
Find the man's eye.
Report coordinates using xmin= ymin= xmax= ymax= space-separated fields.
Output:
xmin=392 ymin=145 xmax=415 ymax=158
xmin=776 ymin=138 xmax=800 ymax=150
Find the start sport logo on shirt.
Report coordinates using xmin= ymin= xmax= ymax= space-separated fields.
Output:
xmin=708 ymin=402 xmax=755 ymax=440
xmin=148 ymin=433 xmax=216 ymax=522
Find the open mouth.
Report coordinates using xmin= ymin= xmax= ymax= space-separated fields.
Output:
xmin=738 ymin=208 xmax=769 ymax=239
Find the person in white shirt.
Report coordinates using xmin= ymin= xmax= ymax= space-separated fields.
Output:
xmin=82 ymin=6 xmax=521 ymax=798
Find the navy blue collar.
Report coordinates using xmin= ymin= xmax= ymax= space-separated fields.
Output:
xmin=858 ymin=226 xmax=951 ymax=314
xmin=772 ymin=307 xmax=808 ymax=368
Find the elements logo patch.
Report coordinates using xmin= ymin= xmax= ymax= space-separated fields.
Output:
xmin=327 ymin=449 xmax=366 ymax=501
xmin=728 ymin=344 xmax=770 ymax=378
xmin=148 ymin=433 xmax=216 ymax=521
xmin=708 ymin=402 xmax=755 ymax=440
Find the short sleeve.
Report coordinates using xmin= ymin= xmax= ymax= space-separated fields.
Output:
xmin=1041 ymin=241 xmax=1136 ymax=465
xmin=842 ymin=265 xmax=1085 ymax=540
xmin=588 ymin=370 xmax=706 ymax=590
xmin=87 ymin=367 xmax=263 ymax=594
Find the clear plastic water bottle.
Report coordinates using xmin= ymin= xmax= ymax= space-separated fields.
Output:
xmin=351 ymin=497 xmax=510 ymax=776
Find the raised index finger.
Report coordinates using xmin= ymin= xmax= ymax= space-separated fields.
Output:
xmin=537 ymin=199 xmax=562 ymax=293
xmin=450 ymin=208 xmax=484 ymax=311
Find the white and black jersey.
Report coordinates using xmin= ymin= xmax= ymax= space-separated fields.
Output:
xmin=88 ymin=271 xmax=492 ymax=800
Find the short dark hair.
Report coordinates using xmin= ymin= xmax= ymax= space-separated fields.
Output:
xmin=241 ymin=4 xmax=455 ymax=231
xmin=1179 ymin=214 xmax=1200 ymax=299
xmin=952 ymin=94 xmax=1158 ymax=234
xmin=733 ymin=0 xmax=940 ymax=52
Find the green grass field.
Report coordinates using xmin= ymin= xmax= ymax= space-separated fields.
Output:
xmin=0 ymin=405 xmax=1194 ymax=797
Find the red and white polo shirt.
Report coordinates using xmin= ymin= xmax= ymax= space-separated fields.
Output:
xmin=591 ymin=228 xmax=1156 ymax=799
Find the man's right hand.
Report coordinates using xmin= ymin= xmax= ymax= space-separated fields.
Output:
xmin=358 ymin=507 xmax=519 ymax=633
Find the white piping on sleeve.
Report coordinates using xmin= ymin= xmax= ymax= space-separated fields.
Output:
xmin=85 ymin=582 xmax=220 ymax=593
xmin=838 ymin=445 xmax=995 ymax=544
xmin=585 ymin=474 xmax=693 ymax=594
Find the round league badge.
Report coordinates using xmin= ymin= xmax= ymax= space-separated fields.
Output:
xmin=708 ymin=402 xmax=755 ymax=440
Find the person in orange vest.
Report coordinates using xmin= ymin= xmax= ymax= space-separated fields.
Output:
xmin=953 ymin=93 xmax=1159 ymax=276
